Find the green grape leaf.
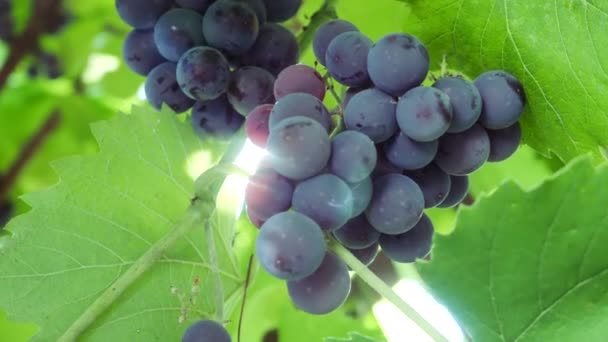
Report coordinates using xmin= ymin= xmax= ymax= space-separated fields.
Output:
xmin=0 ymin=106 xmax=247 ymax=341
xmin=419 ymin=156 xmax=608 ymax=341
xmin=403 ymin=0 xmax=608 ymax=162
xmin=325 ymin=332 xmax=381 ymax=342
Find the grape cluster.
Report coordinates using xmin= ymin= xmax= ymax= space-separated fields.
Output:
xmin=117 ymin=0 xmax=302 ymax=141
xmin=245 ymin=19 xmax=526 ymax=315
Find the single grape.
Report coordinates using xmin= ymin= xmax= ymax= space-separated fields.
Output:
xmin=245 ymin=104 xmax=273 ymax=147
xmin=292 ymin=174 xmax=353 ymax=231
xmin=227 ymin=66 xmax=275 ymax=116
xmin=404 ymin=163 xmax=451 ymax=208
xmin=256 ymin=211 xmax=326 ymax=280
xmin=123 ymin=29 xmax=165 ymax=76
xmin=175 ymin=0 xmax=214 ymax=13
xmin=344 ymin=88 xmax=397 ymax=143
xmin=154 ymin=9 xmax=205 ymax=62
xmin=435 ymin=124 xmax=490 ymax=175
xmin=329 ymin=131 xmax=377 ymax=183
xmin=0 ymin=200 xmax=13 ymax=228
xmin=367 ymin=33 xmax=429 ymax=96
xmin=366 ymin=174 xmax=424 ymax=235
xmin=349 ymin=242 xmax=379 ymax=266
xmin=313 ymin=19 xmax=358 ymax=66
xmin=433 ymin=77 xmax=482 ymax=133
xmin=487 ymin=122 xmax=522 ymax=162
xmin=384 ymin=132 xmax=438 ymax=170
xmin=145 ymin=62 xmax=195 ymax=113
xmin=241 ymin=23 xmax=298 ymax=75
xmin=266 ymin=116 xmax=331 ymax=180
xmin=287 ymin=252 xmax=351 ymax=315
xmin=203 ymin=0 xmax=259 ymax=55
xmin=182 ymin=320 xmax=231 ymax=342
xmin=325 ymin=31 xmax=372 ymax=87
xmin=116 ymin=0 xmax=172 ymax=29
xmin=474 ymin=70 xmax=526 ymax=129
xmin=262 ymin=0 xmax=302 ymax=22
xmin=177 ymin=46 xmax=231 ymax=101
xmin=245 ymin=167 xmax=294 ymax=220
xmin=191 ymin=95 xmax=245 ymax=139
xmin=379 ymin=214 xmax=434 ymax=263
xmin=437 ymin=175 xmax=469 ymax=208
xmin=269 ymin=92 xmax=331 ymax=132
xmin=234 ymin=0 xmax=267 ymax=23
xmin=333 ymin=215 xmax=380 ymax=249
xmin=274 ymin=64 xmax=326 ymax=101
xmin=396 ymin=86 xmax=453 ymax=142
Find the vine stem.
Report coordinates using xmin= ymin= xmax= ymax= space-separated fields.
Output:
xmin=57 ymin=199 xmax=209 ymax=342
xmin=332 ymin=243 xmax=449 ymax=342
xmin=205 ymin=218 xmax=224 ymax=322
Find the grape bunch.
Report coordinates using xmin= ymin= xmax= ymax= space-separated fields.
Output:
xmin=244 ymin=19 xmax=526 ymax=315
xmin=117 ymin=0 xmax=303 ymax=141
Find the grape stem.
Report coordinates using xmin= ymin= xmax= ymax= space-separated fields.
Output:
xmin=205 ymin=218 xmax=224 ymax=322
xmin=57 ymin=199 xmax=210 ymax=342
xmin=332 ymin=243 xmax=450 ymax=342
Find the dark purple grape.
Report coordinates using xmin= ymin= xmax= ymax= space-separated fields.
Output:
xmin=145 ymin=62 xmax=195 ymax=113
xmin=256 ymin=211 xmax=326 ymax=280
xmin=396 ymin=86 xmax=453 ymax=142
xmin=474 ymin=70 xmax=526 ymax=129
xmin=349 ymin=242 xmax=379 ymax=266
xmin=371 ymin=153 xmax=403 ymax=179
xmin=245 ymin=167 xmax=294 ymax=220
xmin=366 ymin=174 xmax=424 ymax=235
xmin=379 ymin=214 xmax=434 ymax=263
xmin=266 ymin=116 xmax=331 ymax=180
xmin=287 ymin=252 xmax=351 ymax=315
xmin=312 ymin=19 xmax=358 ymax=66
xmin=342 ymin=86 xmax=368 ymax=109
xmin=404 ymin=163 xmax=451 ymax=208
xmin=333 ymin=215 xmax=379 ymax=249
xmin=123 ymin=29 xmax=165 ymax=75
xmin=329 ymin=131 xmax=377 ymax=183
xmin=175 ymin=0 xmax=214 ymax=13
xmin=269 ymin=92 xmax=331 ymax=132
xmin=292 ymin=174 xmax=353 ymax=231
xmin=435 ymin=124 xmax=490 ymax=175
xmin=241 ymin=23 xmax=299 ymax=75
xmin=227 ymin=66 xmax=275 ymax=116
xmin=437 ymin=175 xmax=469 ymax=208
xmin=191 ymin=95 xmax=244 ymax=139
xmin=262 ymin=0 xmax=302 ymax=22
xmin=274 ymin=64 xmax=326 ymax=101
xmin=245 ymin=104 xmax=272 ymax=147
xmin=325 ymin=31 xmax=372 ymax=87
xmin=487 ymin=122 xmax=522 ymax=162
xmin=182 ymin=320 xmax=231 ymax=342
xmin=367 ymin=33 xmax=429 ymax=96
xmin=115 ymin=0 xmax=172 ymax=29
xmin=176 ymin=46 xmax=231 ymax=101
xmin=433 ymin=77 xmax=482 ymax=133
xmin=348 ymin=176 xmax=372 ymax=217
xmin=344 ymin=88 xmax=397 ymax=143
xmin=384 ymin=132 xmax=438 ymax=170
xmin=203 ymin=0 xmax=259 ymax=55
xmin=154 ymin=9 xmax=205 ymax=62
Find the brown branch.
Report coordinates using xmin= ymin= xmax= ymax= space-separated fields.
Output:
xmin=0 ymin=0 xmax=62 ymax=91
xmin=0 ymin=111 xmax=61 ymax=198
